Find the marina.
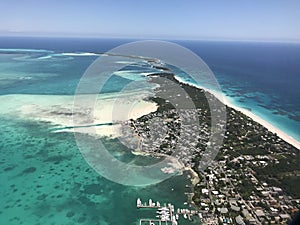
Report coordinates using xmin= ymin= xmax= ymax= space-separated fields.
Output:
xmin=136 ymin=198 xmax=200 ymax=225
xmin=139 ymin=219 xmax=171 ymax=225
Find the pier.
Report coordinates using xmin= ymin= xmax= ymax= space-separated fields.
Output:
xmin=136 ymin=198 xmax=200 ymax=225
xmin=137 ymin=198 xmax=160 ymax=208
xmin=139 ymin=219 xmax=170 ymax=225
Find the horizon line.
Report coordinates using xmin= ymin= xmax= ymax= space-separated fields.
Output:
xmin=1 ymin=34 xmax=300 ymax=44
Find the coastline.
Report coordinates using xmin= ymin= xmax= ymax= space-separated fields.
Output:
xmin=174 ymin=76 xmax=300 ymax=150
xmin=132 ymin=149 xmax=200 ymax=187
xmin=0 ymin=92 xmax=158 ymax=138
xmin=184 ymin=166 xmax=200 ymax=186
xmin=224 ymin=100 xmax=300 ymax=150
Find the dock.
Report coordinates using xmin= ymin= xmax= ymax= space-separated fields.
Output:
xmin=136 ymin=198 xmax=199 ymax=225
xmin=139 ymin=219 xmax=170 ymax=225
xmin=137 ymin=198 xmax=160 ymax=208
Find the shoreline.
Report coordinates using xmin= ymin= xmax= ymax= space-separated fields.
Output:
xmin=132 ymin=149 xmax=200 ymax=186
xmin=184 ymin=166 xmax=200 ymax=186
xmin=173 ymin=76 xmax=300 ymax=150
xmin=0 ymin=92 xmax=158 ymax=138
xmin=225 ymin=100 xmax=300 ymax=150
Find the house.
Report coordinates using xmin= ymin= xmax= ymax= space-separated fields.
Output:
xmin=235 ymin=215 xmax=245 ymax=225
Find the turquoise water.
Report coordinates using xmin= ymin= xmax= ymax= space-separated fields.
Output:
xmin=0 ymin=48 xmax=197 ymax=225
xmin=174 ymin=67 xmax=300 ymax=143
xmin=0 ymin=116 xmax=195 ymax=225
xmin=1 ymin=37 xmax=299 ymax=143
xmin=1 ymin=37 xmax=300 ymax=224
xmin=176 ymin=40 xmax=300 ymax=143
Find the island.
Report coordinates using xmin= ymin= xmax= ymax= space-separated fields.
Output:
xmin=122 ymin=59 xmax=300 ymax=225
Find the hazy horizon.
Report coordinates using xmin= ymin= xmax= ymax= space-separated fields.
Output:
xmin=1 ymin=0 xmax=299 ymax=42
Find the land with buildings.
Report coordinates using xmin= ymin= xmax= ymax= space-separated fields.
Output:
xmin=123 ymin=60 xmax=300 ymax=224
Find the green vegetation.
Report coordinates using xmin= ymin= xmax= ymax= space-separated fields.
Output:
xmin=133 ymin=71 xmax=300 ymax=218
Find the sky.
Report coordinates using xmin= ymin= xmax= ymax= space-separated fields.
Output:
xmin=0 ymin=0 xmax=300 ymax=41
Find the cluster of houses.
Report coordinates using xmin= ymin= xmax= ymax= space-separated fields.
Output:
xmin=121 ymin=96 xmax=298 ymax=224
xmin=118 ymin=59 xmax=299 ymax=224
xmin=123 ymin=107 xmax=226 ymax=168
xmin=193 ymin=159 xmax=298 ymax=225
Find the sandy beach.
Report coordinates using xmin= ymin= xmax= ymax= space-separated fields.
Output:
xmin=224 ymin=99 xmax=300 ymax=150
xmin=185 ymin=166 xmax=200 ymax=185
xmin=0 ymin=91 xmax=158 ymax=138
xmin=174 ymin=76 xmax=300 ymax=150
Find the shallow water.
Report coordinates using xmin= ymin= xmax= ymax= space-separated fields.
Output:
xmin=0 ymin=116 xmax=196 ymax=225
xmin=0 ymin=47 xmax=197 ymax=225
xmin=1 ymin=38 xmax=299 ymax=224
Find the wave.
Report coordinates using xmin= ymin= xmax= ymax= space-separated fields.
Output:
xmin=61 ymin=52 xmax=100 ymax=56
xmin=113 ymin=70 xmax=150 ymax=81
xmin=0 ymin=49 xmax=100 ymax=62
xmin=0 ymin=48 xmax=52 ymax=53
xmin=37 ymin=55 xmax=53 ymax=60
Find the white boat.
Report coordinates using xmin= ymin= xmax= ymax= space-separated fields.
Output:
xmin=158 ymin=207 xmax=168 ymax=210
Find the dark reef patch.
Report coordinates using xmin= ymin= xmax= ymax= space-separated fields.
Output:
xmin=44 ymin=155 xmax=72 ymax=164
xmin=77 ymin=216 xmax=86 ymax=223
xmin=66 ymin=211 xmax=75 ymax=218
xmin=37 ymin=194 xmax=47 ymax=201
xmin=3 ymin=166 xmax=15 ymax=171
xmin=22 ymin=167 xmax=37 ymax=174
xmin=82 ymin=184 xmax=102 ymax=195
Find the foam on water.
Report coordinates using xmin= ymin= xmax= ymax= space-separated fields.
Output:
xmin=61 ymin=52 xmax=100 ymax=56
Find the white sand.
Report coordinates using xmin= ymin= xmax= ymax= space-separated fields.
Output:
xmin=224 ymin=99 xmax=300 ymax=150
xmin=0 ymin=91 xmax=157 ymax=138
xmin=174 ymin=76 xmax=300 ymax=150
xmin=184 ymin=166 xmax=200 ymax=185
xmin=1 ymin=75 xmax=299 ymax=150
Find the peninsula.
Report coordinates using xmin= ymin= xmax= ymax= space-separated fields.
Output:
xmin=125 ymin=59 xmax=300 ymax=225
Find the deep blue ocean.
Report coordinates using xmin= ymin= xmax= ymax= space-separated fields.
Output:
xmin=178 ymin=40 xmax=300 ymax=142
xmin=0 ymin=36 xmax=299 ymax=225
